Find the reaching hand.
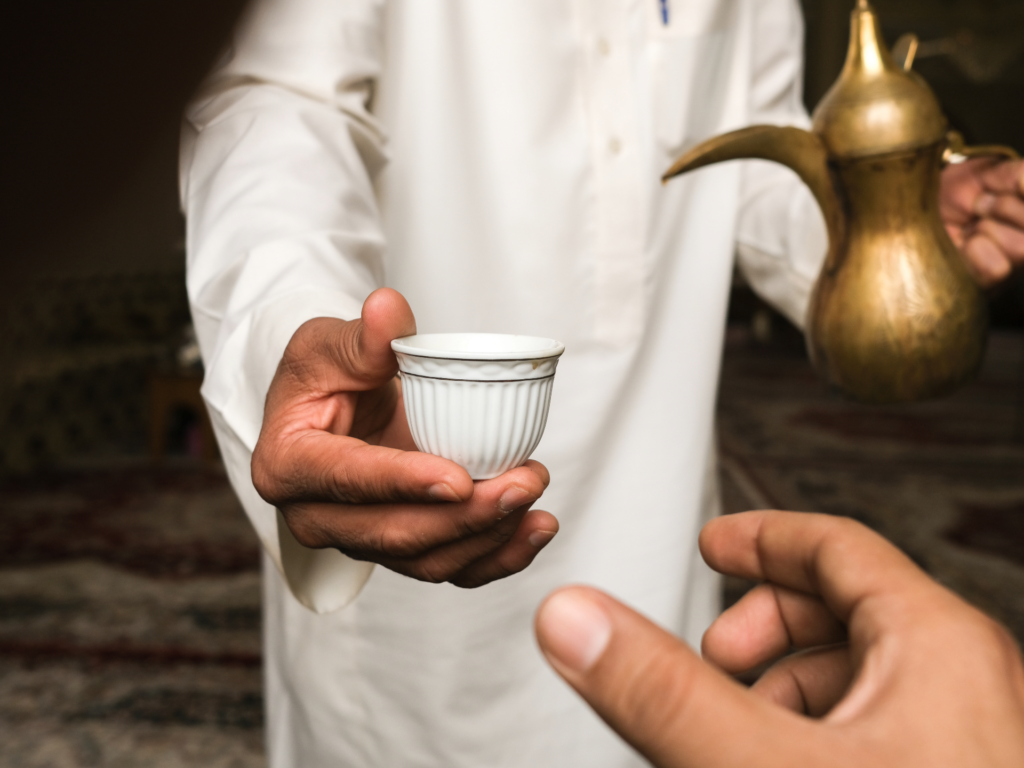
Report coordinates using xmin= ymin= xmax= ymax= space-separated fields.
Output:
xmin=251 ymin=288 xmax=558 ymax=587
xmin=535 ymin=511 xmax=1024 ymax=768
xmin=941 ymin=157 xmax=1024 ymax=287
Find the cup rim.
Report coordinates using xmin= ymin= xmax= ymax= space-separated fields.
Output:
xmin=391 ymin=333 xmax=565 ymax=361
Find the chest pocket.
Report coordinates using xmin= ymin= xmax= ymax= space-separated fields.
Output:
xmin=645 ymin=0 xmax=727 ymax=39
xmin=645 ymin=0 xmax=741 ymax=157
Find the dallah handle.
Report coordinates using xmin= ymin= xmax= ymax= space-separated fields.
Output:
xmin=942 ymin=130 xmax=1020 ymax=165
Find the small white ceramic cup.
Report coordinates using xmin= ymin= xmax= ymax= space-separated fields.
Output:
xmin=390 ymin=333 xmax=565 ymax=480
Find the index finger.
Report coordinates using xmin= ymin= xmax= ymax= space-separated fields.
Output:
xmin=698 ymin=511 xmax=935 ymax=626
xmin=253 ymin=429 xmax=475 ymax=506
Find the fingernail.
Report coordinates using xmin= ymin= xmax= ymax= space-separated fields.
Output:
xmin=428 ymin=483 xmax=460 ymax=502
xmin=974 ymin=193 xmax=996 ymax=216
xmin=528 ymin=529 xmax=556 ymax=549
xmin=537 ymin=591 xmax=611 ymax=673
xmin=499 ymin=485 xmax=534 ymax=514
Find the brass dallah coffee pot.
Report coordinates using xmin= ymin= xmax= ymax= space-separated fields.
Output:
xmin=663 ymin=0 xmax=1018 ymax=404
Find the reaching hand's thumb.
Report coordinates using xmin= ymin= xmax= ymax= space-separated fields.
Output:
xmin=535 ymin=586 xmax=817 ymax=768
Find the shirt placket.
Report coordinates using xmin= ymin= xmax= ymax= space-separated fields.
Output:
xmin=580 ymin=0 xmax=646 ymax=346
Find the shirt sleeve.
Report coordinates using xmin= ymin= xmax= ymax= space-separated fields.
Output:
xmin=735 ymin=0 xmax=828 ymax=329
xmin=180 ymin=0 xmax=387 ymax=613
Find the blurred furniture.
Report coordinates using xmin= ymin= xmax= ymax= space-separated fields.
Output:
xmin=0 ymin=268 xmax=190 ymax=474
xmin=148 ymin=369 xmax=218 ymax=463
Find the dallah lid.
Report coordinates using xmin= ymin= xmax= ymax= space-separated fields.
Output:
xmin=812 ymin=0 xmax=947 ymax=159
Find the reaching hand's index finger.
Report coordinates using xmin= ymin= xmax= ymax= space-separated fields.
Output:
xmin=698 ymin=511 xmax=934 ymax=626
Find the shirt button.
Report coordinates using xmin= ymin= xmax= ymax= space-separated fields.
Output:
xmin=608 ymin=137 xmax=622 ymax=154
xmin=597 ymin=38 xmax=611 ymax=56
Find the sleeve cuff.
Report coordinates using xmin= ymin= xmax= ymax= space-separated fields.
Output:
xmin=202 ymin=288 xmax=376 ymax=613
xmin=736 ymin=173 xmax=827 ymax=330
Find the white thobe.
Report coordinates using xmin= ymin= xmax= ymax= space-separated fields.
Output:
xmin=181 ymin=0 xmax=827 ymax=765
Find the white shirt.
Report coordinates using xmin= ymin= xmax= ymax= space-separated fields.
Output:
xmin=181 ymin=1 xmax=826 ymax=765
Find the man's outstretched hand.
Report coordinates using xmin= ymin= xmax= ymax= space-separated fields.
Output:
xmin=535 ymin=511 xmax=1024 ymax=768
xmin=942 ymin=157 xmax=1024 ymax=286
xmin=252 ymin=288 xmax=558 ymax=588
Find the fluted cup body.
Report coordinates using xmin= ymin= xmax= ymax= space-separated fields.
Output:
xmin=391 ymin=334 xmax=564 ymax=480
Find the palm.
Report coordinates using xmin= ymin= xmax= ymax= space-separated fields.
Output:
xmin=348 ymin=378 xmax=416 ymax=450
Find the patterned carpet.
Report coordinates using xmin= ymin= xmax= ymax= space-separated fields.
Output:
xmin=717 ymin=327 xmax=1024 ymax=639
xmin=0 ymin=466 xmax=264 ymax=767
xmin=1 ymin=327 xmax=1022 ymax=766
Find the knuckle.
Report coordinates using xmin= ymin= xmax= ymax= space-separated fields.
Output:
xmin=290 ymin=527 xmax=322 ymax=549
xmin=321 ymin=459 xmax=359 ymax=505
xmin=282 ymin=508 xmax=327 ymax=549
xmin=378 ymin=524 xmax=428 ymax=559
xmin=280 ymin=322 xmax=326 ymax=377
xmin=978 ymin=616 xmax=1021 ymax=666
xmin=290 ymin=317 xmax=333 ymax=355
xmin=453 ymin=506 xmax=502 ymax=540
xmin=338 ymin=321 xmax=363 ymax=369
xmin=823 ymin=516 xmax=878 ymax=558
xmin=251 ymin=446 xmax=284 ymax=504
xmin=932 ymin=604 xmax=1020 ymax=672
xmin=483 ymin=523 xmax=516 ymax=546
xmin=615 ymin=650 xmax=695 ymax=738
xmin=324 ymin=451 xmax=412 ymax=506
xmin=454 ymin=516 xmax=485 ymax=540
xmin=830 ymin=516 xmax=866 ymax=537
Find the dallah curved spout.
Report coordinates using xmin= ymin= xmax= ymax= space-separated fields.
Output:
xmin=662 ymin=125 xmax=844 ymax=272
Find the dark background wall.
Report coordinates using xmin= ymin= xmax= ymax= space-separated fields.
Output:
xmin=1 ymin=0 xmax=247 ymax=287
xmin=804 ymin=0 xmax=1024 ymax=146
xmin=2 ymin=0 xmax=1022 ymax=287
xmin=0 ymin=1 xmax=247 ymax=472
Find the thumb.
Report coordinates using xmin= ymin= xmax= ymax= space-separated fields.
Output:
xmin=280 ymin=288 xmax=417 ymax=394
xmin=342 ymin=287 xmax=417 ymax=382
xmin=535 ymin=586 xmax=824 ymax=768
